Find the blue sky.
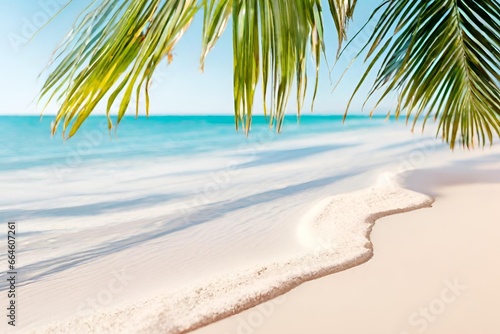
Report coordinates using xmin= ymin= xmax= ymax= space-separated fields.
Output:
xmin=0 ymin=0 xmax=389 ymax=116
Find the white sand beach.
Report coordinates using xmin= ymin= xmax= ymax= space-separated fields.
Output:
xmin=194 ymin=153 xmax=500 ymax=334
xmin=2 ymin=123 xmax=499 ymax=334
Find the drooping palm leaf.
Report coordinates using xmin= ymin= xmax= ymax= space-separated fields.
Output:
xmin=328 ymin=0 xmax=357 ymax=56
xmin=40 ymin=0 xmax=200 ymax=137
xmin=347 ymin=0 xmax=500 ymax=149
xmin=228 ymin=0 xmax=325 ymax=132
xmin=40 ymin=0 xmax=356 ymax=138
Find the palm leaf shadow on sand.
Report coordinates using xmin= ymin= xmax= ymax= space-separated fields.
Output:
xmin=402 ymin=154 xmax=500 ymax=197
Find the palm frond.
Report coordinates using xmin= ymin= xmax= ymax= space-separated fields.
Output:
xmin=328 ymin=0 xmax=357 ymax=55
xmin=40 ymin=0 xmax=199 ymax=137
xmin=228 ymin=0 xmax=325 ymax=132
xmin=348 ymin=0 xmax=500 ymax=149
xmin=40 ymin=0 xmax=356 ymax=138
xmin=200 ymin=0 xmax=356 ymax=132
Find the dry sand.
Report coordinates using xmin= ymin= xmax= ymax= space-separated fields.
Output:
xmin=194 ymin=155 xmax=500 ymax=334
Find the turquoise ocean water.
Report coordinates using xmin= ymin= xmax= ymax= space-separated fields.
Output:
xmin=0 ymin=115 xmax=390 ymax=171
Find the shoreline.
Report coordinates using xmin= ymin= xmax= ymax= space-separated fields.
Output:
xmin=5 ymin=122 xmax=448 ymax=334
xmin=194 ymin=155 xmax=500 ymax=334
xmin=36 ymin=177 xmax=435 ymax=333
xmin=9 ymin=136 xmax=498 ymax=334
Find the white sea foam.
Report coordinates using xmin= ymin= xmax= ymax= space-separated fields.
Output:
xmin=36 ymin=176 xmax=433 ymax=334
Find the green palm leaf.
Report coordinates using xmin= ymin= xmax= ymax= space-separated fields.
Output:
xmin=39 ymin=0 xmax=356 ymax=138
xmin=39 ymin=1 xmax=500 ymax=148
xmin=40 ymin=0 xmax=200 ymax=137
xmin=348 ymin=0 xmax=500 ymax=148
